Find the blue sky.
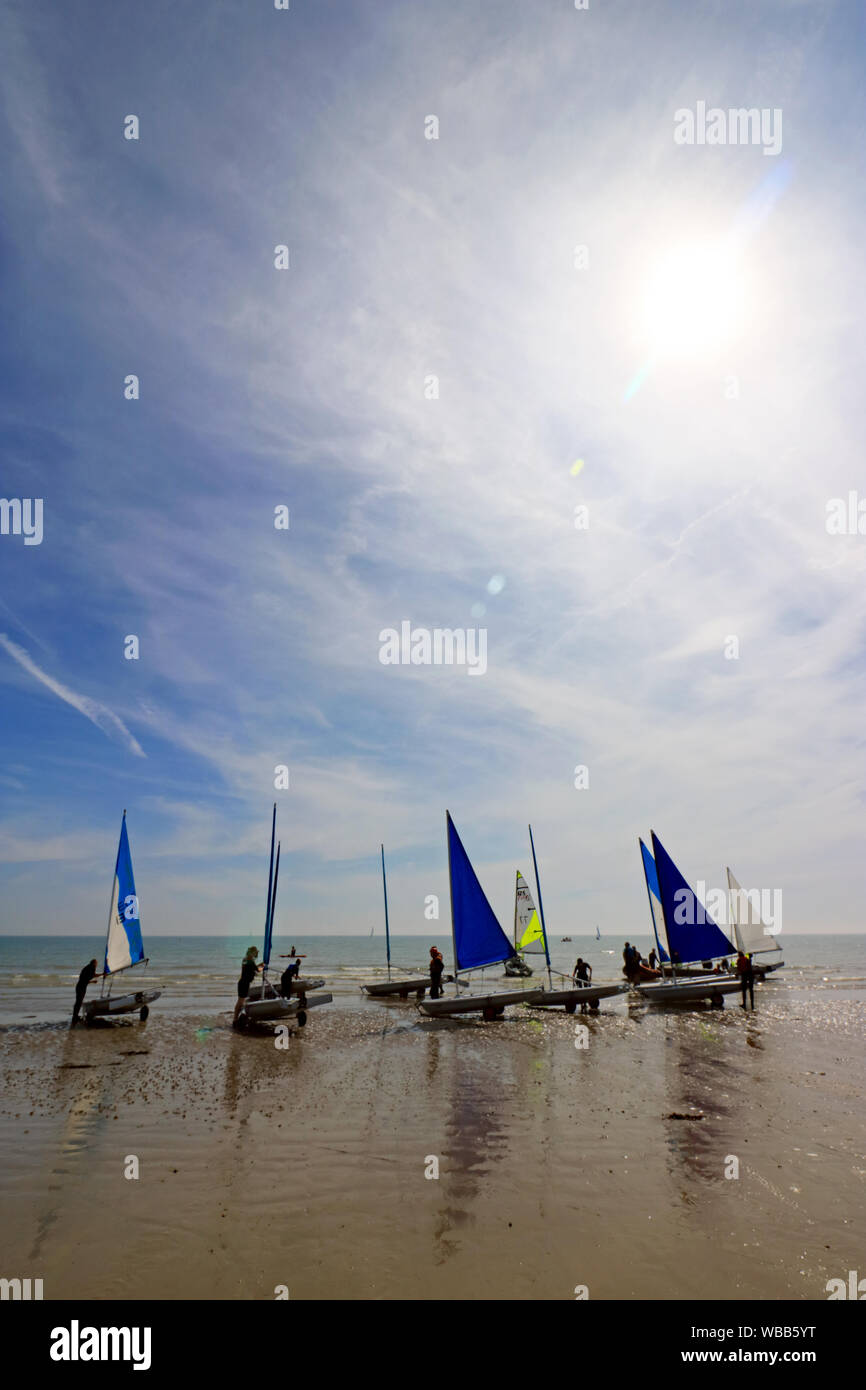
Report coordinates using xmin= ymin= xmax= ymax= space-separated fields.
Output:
xmin=1 ymin=0 xmax=864 ymax=937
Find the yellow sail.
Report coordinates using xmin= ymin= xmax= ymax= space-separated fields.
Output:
xmin=515 ymin=871 xmax=546 ymax=954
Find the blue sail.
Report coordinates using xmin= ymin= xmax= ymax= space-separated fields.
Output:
xmin=262 ymin=804 xmax=277 ymax=967
xmin=639 ymin=839 xmax=669 ymax=963
xmin=651 ymin=832 xmax=734 ymax=963
xmin=448 ymin=813 xmax=517 ymax=971
xmin=264 ymin=842 xmax=280 ymax=968
xmin=105 ymin=812 xmax=144 ymax=974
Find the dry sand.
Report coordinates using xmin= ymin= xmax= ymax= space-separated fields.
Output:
xmin=1 ymin=989 xmax=864 ymax=1300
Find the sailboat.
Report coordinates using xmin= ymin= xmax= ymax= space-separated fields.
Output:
xmin=526 ymin=825 xmax=628 ymax=1013
xmin=726 ymin=867 xmax=784 ymax=977
xmin=363 ymin=845 xmax=429 ymax=999
xmin=419 ymin=813 xmax=545 ymax=1019
xmin=237 ymin=805 xmax=332 ymax=1028
xmin=636 ymin=833 xmax=741 ymax=1004
xmin=595 ymin=925 xmax=601 ymax=941
xmin=82 ymin=811 xmax=161 ymax=1025
xmin=504 ymin=871 xmax=541 ymax=976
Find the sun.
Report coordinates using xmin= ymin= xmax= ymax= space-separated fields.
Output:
xmin=639 ymin=241 xmax=747 ymax=360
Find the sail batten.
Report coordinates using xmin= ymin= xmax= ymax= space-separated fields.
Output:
xmin=448 ymin=813 xmax=516 ymax=971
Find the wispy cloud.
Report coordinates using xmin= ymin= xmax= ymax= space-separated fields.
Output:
xmin=0 ymin=635 xmax=145 ymax=759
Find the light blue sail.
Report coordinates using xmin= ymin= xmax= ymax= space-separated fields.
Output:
xmin=448 ymin=813 xmax=517 ymax=972
xmin=639 ymin=838 xmax=669 ymax=963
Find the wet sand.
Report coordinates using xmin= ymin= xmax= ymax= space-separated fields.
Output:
xmin=1 ymin=986 xmax=864 ymax=1300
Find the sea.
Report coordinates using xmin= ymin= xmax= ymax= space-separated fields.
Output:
xmin=0 ymin=932 xmax=864 ymax=1025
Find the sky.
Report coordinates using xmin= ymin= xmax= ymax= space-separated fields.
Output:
xmin=0 ymin=0 xmax=864 ymax=939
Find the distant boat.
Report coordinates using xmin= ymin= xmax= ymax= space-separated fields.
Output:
xmin=560 ymin=936 xmax=572 ymax=942
xmin=595 ymin=926 xmax=601 ymax=941
xmin=369 ymin=926 xmax=375 ymax=937
xmin=635 ymin=834 xmax=740 ymax=1005
xmin=419 ymin=814 xmax=543 ymax=1019
xmin=237 ymin=805 xmax=332 ymax=1028
xmin=82 ymin=811 xmax=160 ymax=1025
xmin=363 ymin=846 xmax=429 ymax=1000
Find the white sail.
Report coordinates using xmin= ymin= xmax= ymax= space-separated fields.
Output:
xmin=514 ymin=871 xmax=546 ymax=954
xmin=726 ymin=868 xmax=781 ymax=956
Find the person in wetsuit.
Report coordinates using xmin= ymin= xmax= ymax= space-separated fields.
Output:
xmin=233 ymin=947 xmax=261 ymax=1024
xmin=280 ymin=958 xmax=301 ymax=998
xmin=71 ymin=958 xmax=101 ymax=1026
xmin=573 ymin=956 xmax=593 ymax=1012
xmin=429 ymin=946 xmax=445 ymax=999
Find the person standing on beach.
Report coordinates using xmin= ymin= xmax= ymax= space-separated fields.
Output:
xmin=736 ymin=950 xmax=755 ymax=1010
xmin=429 ymin=946 xmax=445 ymax=999
xmin=573 ymin=956 xmax=592 ymax=1012
xmin=234 ymin=947 xmax=261 ymax=1025
xmin=648 ymin=948 xmax=657 ymax=971
xmin=71 ymin=958 xmax=101 ymax=1026
xmin=573 ymin=956 xmax=592 ymax=984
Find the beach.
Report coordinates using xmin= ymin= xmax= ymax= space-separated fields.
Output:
xmin=1 ymin=946 xmax=864 ymax=1301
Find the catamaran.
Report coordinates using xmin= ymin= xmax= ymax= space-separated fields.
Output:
xmin=363 ymin=845 xmax=429 ymax=999
xmin=727 ymin=867 xmax=784 ymax=977
xmin=635 ymin=833 xmax=742 ymax=1005
xmin=236 ymin=805 xmax=332 ymax=1029
xmin=524 ymin=825 xmax=628 ymax=1013
xmin=419 ymin=813 xmax=544 ymax=1019
xmin=82 ymin=811 xmax=161 ymax=1025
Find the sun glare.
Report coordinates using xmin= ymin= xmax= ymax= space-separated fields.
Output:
xmin=639 ymin=242 xmax=747 ymax=360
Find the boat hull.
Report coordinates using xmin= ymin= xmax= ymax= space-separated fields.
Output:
xmin=419 ymin=987 xmax=544 ymax=1018
xmin=241 ymin=991 xmax=332 ymax=1022
xmin=247 ymin=978 xmax=325 ymax=998
xmin=753 ymin=960 xmax=783 ymax=977
xmin=532 ymin=983 xmax=629 ymax=1010
xmin=363 ymin=978 xmax=428 ymax=998
xmin=636 ymin=975 xmax=742 ymax=1004
xmin=83 ymin=989 xmax=161 ymax=1021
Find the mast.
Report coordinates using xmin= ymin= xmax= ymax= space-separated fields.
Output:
xmin=262 ymin=803 xmax=277 ymax=980
xmin=381 ymin=844 xmax=391 ymax=980
xmin=513 ymin=870 xmax=519 ymax=949
xmin=446 ymin=810 xmax=458 ymax=997
xmin=528 ymin=823 xmax=552 ymax=990
xmin=264 ymin=841 xmax=281 ymax=979
xmin=727 ymin=872 xmax=743 ymax=955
